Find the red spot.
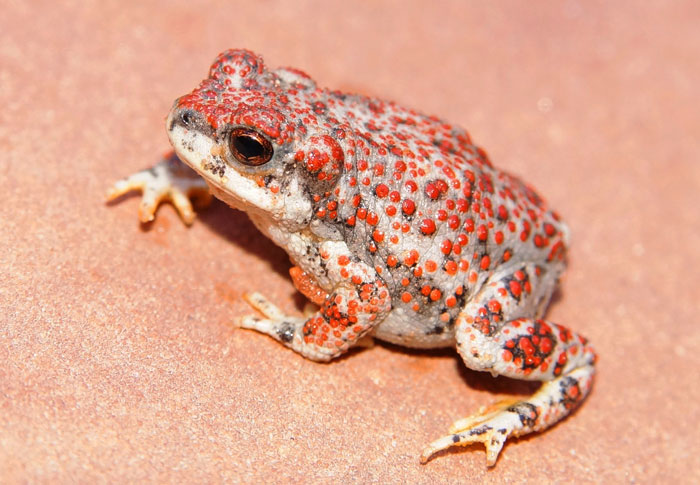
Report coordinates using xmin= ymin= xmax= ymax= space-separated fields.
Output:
xmin=477 ymin=224 xmax=488 ymax=241
xmin=375 ymin=184 xmax=389 ymax=198
xmin=425 ymin=182 xmax=440 ymax=200
xmin=403 ymin=249 xmax=419 ymax=266
xmin=480 ymin=255 xmax=491 ymax=270
xmin=548 ymin=240 xmax=565 ymax=261
xmin=539 ymin=337 xmax=553 ymax=354
xmin=568 ymin=385 xmax=580 ymax=398
xmin=435 ymin=179 xmax=448 ymax=193
xmin=464 ymin=218 xmax=475 ymax=233
xmin=366 ymin=211 xmax=379 ymax=226
xmin=402 ymin=199 xmax=416 ymax=215
xmin=440 ymin=239 xmax=452 ymax=255
xmin=420 ymin=219 xmax=436 ymax=235
xmin=447 ymin=215 xmax=460 ymax=229
xmin=519 ymin=337 xmax=535 ymax=356
xmin=509 ymin=280 xmax=522 ymax=298
xmin=306 ymin=149 xmax=328 ymax=172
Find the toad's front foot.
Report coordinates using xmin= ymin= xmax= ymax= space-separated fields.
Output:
xmin=238 ymin=292 xmax=337 ymax=362
xmin=106 ymin=151 xmax=211 ymax=225
xmin=238 ymin=275 xmax=388 ymax=363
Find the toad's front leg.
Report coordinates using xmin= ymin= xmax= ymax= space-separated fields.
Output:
xmin=239 ymin=242 xmax=391 ymax=362
xmin=106 ymin=151 xmax=211 ymax=225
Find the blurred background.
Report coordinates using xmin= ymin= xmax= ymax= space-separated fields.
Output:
xmin=1 ymin=1 xmax=698 ymax=482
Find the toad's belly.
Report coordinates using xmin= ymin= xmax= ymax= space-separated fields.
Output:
xmin=372 ymin=306 xmax=456 ymax=349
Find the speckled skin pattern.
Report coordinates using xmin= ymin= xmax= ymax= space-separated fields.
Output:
xmin=108 ymin=49 xmax=596 ymax=466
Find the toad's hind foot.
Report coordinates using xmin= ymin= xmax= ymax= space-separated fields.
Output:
xmin=420 ymin=398 xmax=521 ymax=466
xmin=106 ymin=151 xmax=211 ymax=225
xmin=420 ymin=364 xmax=594 ymax=466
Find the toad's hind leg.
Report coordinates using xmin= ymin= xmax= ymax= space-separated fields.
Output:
xmin=421 ymin=263 xmax=596 ymax=466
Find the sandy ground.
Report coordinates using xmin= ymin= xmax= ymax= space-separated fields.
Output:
xmin=2 ymin=1 xmax=699 ymax=483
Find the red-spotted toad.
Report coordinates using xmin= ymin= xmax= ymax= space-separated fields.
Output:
xmin=108 ymin=49 xmax=596 ymax=466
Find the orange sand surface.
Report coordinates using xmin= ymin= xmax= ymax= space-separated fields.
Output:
xmin=2 ymin=1 xmax=698 ymax=482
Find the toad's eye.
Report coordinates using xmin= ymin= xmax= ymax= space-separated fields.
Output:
xmin=229 ymin=128 xmax=273 ymax=166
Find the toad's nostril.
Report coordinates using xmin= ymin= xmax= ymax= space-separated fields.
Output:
xmin=180 ymin=111 xmax=193 ymax=127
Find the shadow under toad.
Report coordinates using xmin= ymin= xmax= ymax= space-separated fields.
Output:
xmin=121 ymin=195 xmax=571 ymax=400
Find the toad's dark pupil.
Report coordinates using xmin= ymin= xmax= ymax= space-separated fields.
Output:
xmin=234 ymin=135 xmax=264 ymax=160
xmin=230 ymin=130 xmax=272 ymax=165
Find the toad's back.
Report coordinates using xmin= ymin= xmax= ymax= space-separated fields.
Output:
xmin=310 ymin=90 xmax=570 ymax=347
